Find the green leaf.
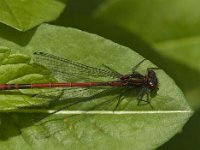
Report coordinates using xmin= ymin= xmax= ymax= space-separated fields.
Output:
xmin=0 ymin=0 xmax=66 ymax=31
xmin=0 ymin=112 xmax=192 ymax=150
xmin=0 ymin=24 xmax=192 ymax=150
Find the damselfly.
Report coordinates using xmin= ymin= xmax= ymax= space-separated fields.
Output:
xmin=0 ymin=52 xmax=158 ymax=110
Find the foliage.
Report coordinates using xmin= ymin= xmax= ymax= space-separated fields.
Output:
xmin=0 ymin=0 xmax=198 ymax=149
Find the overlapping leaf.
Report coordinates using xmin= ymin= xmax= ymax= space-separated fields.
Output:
xmin=0 ymin=0 xmax=66 ymax=31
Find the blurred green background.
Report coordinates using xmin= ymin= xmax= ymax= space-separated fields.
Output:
xmin=0 ymin=0 xmax=199 ymax=149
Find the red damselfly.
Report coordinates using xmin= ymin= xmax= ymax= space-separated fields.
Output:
xmin=0 ymin=52 xmax=158 ymax=111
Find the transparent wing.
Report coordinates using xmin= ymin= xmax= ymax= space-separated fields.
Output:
xmin=31 ymin=86 xmax=124 ymax=111
xmin=33 ymin=52 xmax=122 ymax=81
xmin=52 ymin=86 xmax=124 ymax=112
xmin=32 ymin=87 xmax=108 ymax=101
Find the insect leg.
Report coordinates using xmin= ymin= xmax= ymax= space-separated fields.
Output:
xmin=145 ymin=90 xmax=154 ymax=109
xmin=137 ymin=88 xmax=154 ymax=109
xmin=114 ymin=97 xmax=122 ymax=111
xmin=137 ymin=87 xmax=146 ymax=106
xmin=132 ymin=59 xmax=146 ymax=72
xmin=113 ymin=93 xmax=124 ymax=111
